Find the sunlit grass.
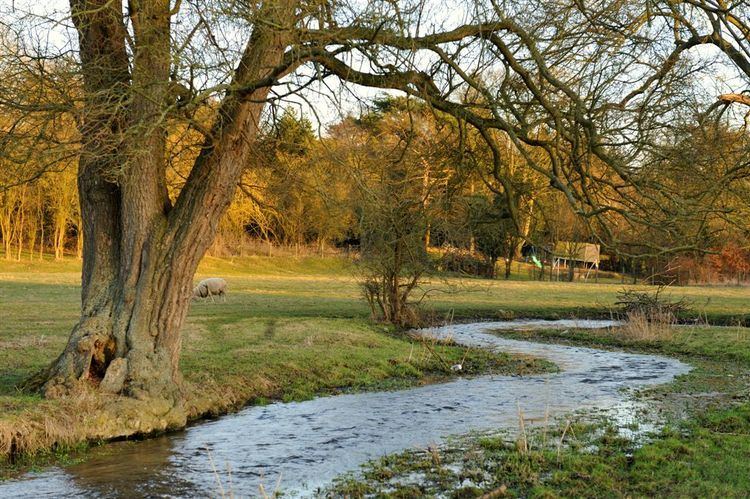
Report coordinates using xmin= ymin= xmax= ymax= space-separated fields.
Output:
xmin=3 ymin=254 xmax=749 ymax=322
xmin=329 ymin=320 xmax=750 ymax=496
xmin=2 ymin=254 xmax=750 ymax=403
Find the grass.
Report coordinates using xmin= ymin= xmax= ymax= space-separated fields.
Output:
xmin=178 ymin=317 xmax=554 ymax=416
xmin=330 ymin=404 xmax=750 ymax=497
xmin=0 ymin=255 xmax=558 ymax=471
xmin=3 ymin=254 xmax=750 ymax=324
xmin=490 ymin=322 xmax=750 ymax=367
xmin=2 ymin=254 xmax=749 ymax=485
xmin=328 ymin=320 xmax=750 ymax=497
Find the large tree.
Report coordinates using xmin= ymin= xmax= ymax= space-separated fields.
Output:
xmin=23 ymin=0 xmax=307 ymax=417
xmin=1 ymin=0 xmax=748 ymax=424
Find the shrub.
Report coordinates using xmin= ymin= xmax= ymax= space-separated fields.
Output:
xmin=438 ymin=249 xmax=495 ymax=278
xmin=615 ymin=287 xmax=684 ymax=341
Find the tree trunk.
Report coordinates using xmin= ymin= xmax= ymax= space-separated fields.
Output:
xmin=14 ymin=185 xmax=26 ymax=261
xmin=0 ymin=182 xmax=20 ymax=260
xmin=54 ymin=221 xmax=65 ymax=260
xmin=38 ymin=0 xmax=295 ymax=417
xmin=421 ymin=158 xmax=431 ymax=251
xmin=504 ymin=239 xmax=515 ymax=280
xmin=75 ymin=215 xmax=83 ymax=259
xmin=27 ymin=186 xmax=39 ymax=261
xmin=2 ymin=221 xmax=12 ymax=260
xmin=488 ymin=257 xmax=498 ymax=278
xmin=515 ymin=197 xmax=534 ymax=259
xmin=39 ymin=223 xmax=44 ymax=260
xmin=567 ymin=260 xmax=575 ymax=282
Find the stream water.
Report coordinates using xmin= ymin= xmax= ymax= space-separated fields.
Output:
xmin=1 ymin=319 xmax=690 ymax=497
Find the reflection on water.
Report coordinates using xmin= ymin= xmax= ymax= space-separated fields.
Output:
xmin=1 ymin=320 xmax=690 ymax=497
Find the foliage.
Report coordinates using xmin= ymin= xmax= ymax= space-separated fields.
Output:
xmin=355 ymin=146 xmax=433 ymax=327
xmin=708 ymin=243 xmax=750 ymax=283
xmin=467 ymin=194 xmax=519 ymax=278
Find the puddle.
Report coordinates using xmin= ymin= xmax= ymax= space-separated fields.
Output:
xmin=0 ymin=319 xmax=690 ymax=497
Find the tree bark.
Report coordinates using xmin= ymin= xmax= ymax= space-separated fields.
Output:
xmin=14 ymin=185 xmax=26 ymax=261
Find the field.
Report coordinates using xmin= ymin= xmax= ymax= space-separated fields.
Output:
xmin=1 ymin=254 xmax=749 ymax=485
xmin=1 ymin=255 xmax=561 ymax=470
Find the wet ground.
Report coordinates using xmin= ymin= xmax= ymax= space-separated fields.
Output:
xmin=0 ymin=319 xmax=690 ymax=497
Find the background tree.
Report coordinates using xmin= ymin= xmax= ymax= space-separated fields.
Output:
xmin=335 ymin=100 xmax=442 ymax=326
xmin=468 ymin=194 xmax=518 ymax=279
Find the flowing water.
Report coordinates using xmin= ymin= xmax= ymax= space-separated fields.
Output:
xmin=1 ymin=319 xmax=690 ymax=497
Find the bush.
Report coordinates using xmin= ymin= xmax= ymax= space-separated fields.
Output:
xmin=438 ymin=249 xmax=495 ymax=278
xmin=615 ymin=286 xmax=692 ymax=322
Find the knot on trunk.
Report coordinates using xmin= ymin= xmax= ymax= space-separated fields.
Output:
xmin=100 ymin=358 xmax=128 ymax=394
xmin=75 ymin=319 xmax=117 ymax=384
xmin=39 ymin=316 xmax=119 ymax=398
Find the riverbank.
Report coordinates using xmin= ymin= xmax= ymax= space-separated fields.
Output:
xmin=1 ymin=320 xmax=688 ymax=496
xmin=0 ymin=317 xmax=553 ymax=475
xmin=329 ymin=323 xmax=750 ymax=496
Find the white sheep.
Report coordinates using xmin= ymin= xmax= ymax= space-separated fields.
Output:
xmin=193 ymin=277 xmax=228 ymax=302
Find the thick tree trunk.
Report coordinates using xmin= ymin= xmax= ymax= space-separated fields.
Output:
xmin=37 ymin=0 xmax=296 ymax=417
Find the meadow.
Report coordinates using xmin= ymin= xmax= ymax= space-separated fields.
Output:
xmin=1 ymin=254 xmax=749 ymax=482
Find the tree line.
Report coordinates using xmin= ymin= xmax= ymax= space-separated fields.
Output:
xmin=0 ymin=166 xmax=80 ymax=261
xmin=3 ymin=93 xmax=750 ymax=288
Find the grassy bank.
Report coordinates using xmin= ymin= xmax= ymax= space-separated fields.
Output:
xmin=329 ymin=323 xmax=750 ymax=497
xmin=331 ymin=403 xmax=750 ymax=497
xmin=1 ymin=317 xmax=553 ymax=476
xmin=0 ymin=256 xmax=558 ymax=472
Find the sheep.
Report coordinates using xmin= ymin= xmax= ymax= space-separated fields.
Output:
xmin=193 ymin=277 xmax=228 ymax=303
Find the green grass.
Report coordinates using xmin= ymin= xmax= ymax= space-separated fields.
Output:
xmin=331 ymin=404 xmax=750 ymax=497
xmin=2 ymin=254 xmax=749 ymax=486
xmin=491 ymin=324 xmax=750 ymax=366
xmin=0 ymin=254 xmax=558 ymax=470
xmin=178 ymin=317 xmax=553 ymax=412
xmin=2 ymin=254 xmax=749 ymax=410
xmin=3 ymin=254 xmax=749 ymax=324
